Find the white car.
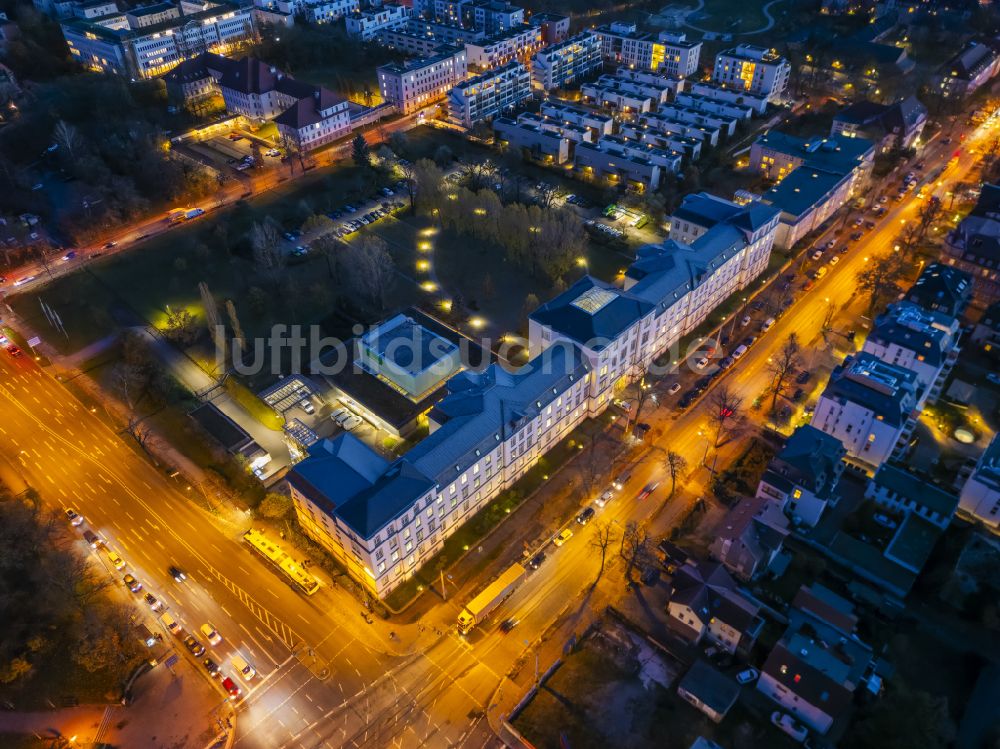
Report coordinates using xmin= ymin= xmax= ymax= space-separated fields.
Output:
xmin=695 ymin=357 xmax=710 ymax=369
xmin=65 ymin=508 xmax=85 ymax=526
xmin=595 ymin=489 xmax=615 ymax=507
xmin=299 ymin=398 xmax=315 ymax=415
xmin=771 ymin=712 xmax=808 ymax=743
xmin=341 ymin=414 xmax=363 ymax=431
xmin=331 ymin=408 xmax=349 ymax=424
xmin=667 ymin=382 xmax=682 ymax=395
xmin=200 ymin=623 xmax=222 ymax=646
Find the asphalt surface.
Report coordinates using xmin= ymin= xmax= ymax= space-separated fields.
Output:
xmin=0 ymin=114 xmax=992 ymax=748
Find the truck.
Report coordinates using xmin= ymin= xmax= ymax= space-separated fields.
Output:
xmin=457 ymin=563 xmax=525 ymax=635
xmin=184 ymin=207 xmax=205 ymax=220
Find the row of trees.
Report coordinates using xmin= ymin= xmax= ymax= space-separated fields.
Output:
xmin=0 ymin=493 xmax=143 ymax=689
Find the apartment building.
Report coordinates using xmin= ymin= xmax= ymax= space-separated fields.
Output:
xmin=345 ymin=3 xmax=410 ymax=40
xmin=618 ymin=123 xmax=700 ymax=161
xmin=657 ymin=102 xmax=737 ymax=138
xmin=528 ymin=11 xmax=568 ymax=45
xmin=688 ymin=80 xmax=768 ymax=115
xmin=674 ymin=91 xmax=753 ymax=121
xmin=516 ymin=111 xmax=590 ymax=144
xmin=933 ymin=39 xmax=1000 ymax=99
xmin=126 ymin=2 xmax=179 ymax=27
xmin=61 ymin=0 xmax=255 ymax=79
xmin=413 ymin=0 xmax=523 ymax=33
xmin=377 ymin=47 xmax=468 ymax=115
xmin=581 ymin=80 xmax=653 ymax=115
xmin=709 ymin=496 xmax=789 ymax=581
xmin=530 ymin=31 xmax=602 ymax=92
xmin=465 ymin=25 xmax=542 ymax=70
xmin=667 ymin=561 xmax=764 ymax=654
xmin=758 ymin=584 xmax=874 ymax=734
xmin=903 ymin=262 xmax=972 ymax=319
xmin=532 ymin=193 xmax=779 ymax=405
xmin=604 ymin=69 xmax=685 ymax=106
xmin=757 ymin=425 xmax=847 ymax=528
xmin=959 ymin=434 xmax=1000 ymax=530
xmin=811 ymin=352 xmax=922 ymax=470
xmin=636 ymin=111 xmax=719 ymax=147
xmin=380 ymin=19 xmax=483 ymax=57
xmin=712 ymin=44 xmax=790 ymax=103
xmin=572 ymin=137 xmax=678 ymax=190
xmin=862 ymin=302 xmax=961 ymax=404
xmin=288 ymin=341 xmax=591 ymax=598
xmin=944 ymin=183 xmax=1000 ymax=305
xmin=865 ymin=464 xmax=958 ymax=530
xmin=831 ymin=95 xmax=928 ymax=153
xmin=493 ymin=115 xmax=571 ymax=163
xmin=594 ymin=22 xmax=701 ymax=77
xmin=540 ymin=99 xmax=613 ymax=138
xmin=300 ymin=0 xmax=358 ymax=23
xmin=447 ymin=59 xmax=530 ymax=127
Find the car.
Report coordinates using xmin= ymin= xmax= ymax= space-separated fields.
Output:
xmin=576 ymin=507 xmax=596 ymax=525
xmin=331 ymin=408 xmax=350 ymax=425
xmin=231 ymin=654 xmax=256 ymax=680
xmin=852 ymin=216 xmax=864 ymax=227
xmin=381 ymin=187 xmax=394 ymax=196
xmin=6 ymin=344 xmax=22 ymax=357
xmin=595 ymin=489 xmax=615 ymax=507
xmin=499 ymin=617 xmax=520 ymax=633
xmin=299 ymin=398 xmax=314 ymax=415
xmin=553 ymin=528 xmax=573 ymax=546
xmin=803 ymin=279 xmax=815 ymax=291
xmin=344 ymin=204 xmax=357 ymax=213
xmin=736 ymin=668 xmax=759 ymax=685
xmin=815 ymin=266 xmax=828 ymax=279
xmin=695 ymin=356 xmax=710 ymax=369
xmin=840 ymin=243 xmax=851 ymax=255
xmin=678 ymin=391 xmax=697 ymax=409
xmin=829 ymin=255 xmax=840 ymax=266
xmin=222 ymin=676 xmax=241 ymax=700
xmin=865 ymin=220 xmax=876 ymax=229
xmin=168 ymin=565 xmax=186 ymax=582
xmin=742 ymin=336 xmax=757 ymax=348
xmin=528 ymin=552 xmax=546 ymax=570
xmin=184 ymin=636 xmax=206 ymax=657
xmin=200 ymin=623 xmax=222 ymax=646
xmin=291 ymin=245 xmax=309 ymax=257
xmin=761 ymin=317 xmax=776 ymax=332
xmin=811 ymin=249 xmax=823 ymax=261
xmin=613 ymin=398 xmax=633 ymax=412
xmin=792 ymin=388 xmax=804 ymax=402
xmin=63 ymin=250 xmax=77 ymax=261
xmin=13 ymin=275 xmax=35 ymax=287
xmin=771 ymin=712 xmax=808 ymax=742
xmin=203 ymin=658 xmax=221 ymax=678
xmin=732 ymin=344 xmax=748 ymax=360
xmin=873 ymin=513 xmax=898 ymax=530
xmin=877 ymin=195 xmax=888 ymax=204
xmin=740 ymin=314 xmax=751 ymax=327
xmin=65 ymin=508 xmax=84 ymax=526
xmin=144 ymin=593 xmax=163 ymax=612
xmin=341 ymin=414 xmax=363 ymax=431
xmin=718 ymin=356 xmax=734 ymax=370
xmin=987 ymin=372 xmax=1000 ymax=385
xmin=795 ymin=370 xmax=811 ymax=384
xmin=83 ymin=529 xmax=101 ymax=548
xmin=123 ymin=574 xmax=142 ymax=592
xmin=106 ymin=550 xmax=125 ymax=570
xmin=824 ymin=238 xmax=836 ymax=250
xmin=637 ymin=482 xmax=659 ymax=500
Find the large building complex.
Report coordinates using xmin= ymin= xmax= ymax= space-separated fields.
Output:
xmin=345 ymin=3 xmax=410 ymax=40
xmin=944 ymin=183 xmax=1000 ymax=306
xmin=464 ymin=24 xmax=542 ymax=69
xmin=712 ymin=44 xmax=790 ymax=103
xmin=61 ymin=0 xmax=256 ymax=79
xmin=594 ymin=22 xmax=701 ymax=77
xmin=377 ymin=47 xmax=468 ymax=114
xmin=447 ymin=59 xmax=530 ymax=127
xmin=289 ymin=192 xmax=780 ymax=598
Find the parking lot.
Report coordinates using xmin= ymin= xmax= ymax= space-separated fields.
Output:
xmin=182 ymin=130 xmax=284 ymax=176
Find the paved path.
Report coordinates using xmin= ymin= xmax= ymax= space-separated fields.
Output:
xmin=684 ymin=0 xmax=783 ymax=36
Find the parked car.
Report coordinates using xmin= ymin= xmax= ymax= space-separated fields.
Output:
xmin=203 ymin=658 xmax=221 ymax=678
xmin=144 ymin=593 xmax=163 ymax=611
xmin=184 ymin=636 xmax=206 ymax=657
xmin=576 ymin=507 xmax=596 ymax=525
xmin=123 ymin=574 xmax=142 ymax=592
xmin=222 ymin=676 xmax=241 ymax=700
xmin=873 ymin=513 xmax=898 ymax=530
xmin=553 ymin=528 xmax=573 ymax=546
xmin=65 ymin=508 xmax=84 ymax=526
xmin=736 ymin=668 xmax=759 ymax=685
xmin=740 ymin=314 xmax=751 ymax=327
xmin=528 ymin=552 xmax=546 ymax=570
xmin=667 ymin=382 xmax=682 ymax=395
xmin=771 ymin=712 xmax=808 ymax=743
xmin=595 ymin=489 xmax=615 ymax=507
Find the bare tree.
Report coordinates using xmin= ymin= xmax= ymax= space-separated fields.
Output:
xmin=577 ymin=433 xmax=608 ymax=500
xmin=620 ymin=520 xmax=651 ymax=584
xmin=664 ymin=450 xmax=688 ymax=498
xmin=346 ymin=236 xmax=395 ymax=310
xmin=912 ymin=195 xmax=943 ymax=245
xmin=822 ymin=298 xmax=836 ymax=332
xmin=125 ymin=416 xmax=153 ymax=453
xmin=589 ymin=521 xmax=618 ymax=584
xmin=398 ymin=161 xmax=417 ymax=213
xmin=251 ymin=220 xmax=286 ymax=292
xmin=460 ymin=159 xmax=496 ymax=191
xmin=766 ymin=333 xmax=802 ymax=412
xmin=856 ymin=253 xmax=905 ymax=316
xmin=709 ymin=384 xmax=744 ymax=448
xmin=535 ymin=182 xmax=560 ymax=209
xmin=53 ymin=120 xmax=84 ymax=163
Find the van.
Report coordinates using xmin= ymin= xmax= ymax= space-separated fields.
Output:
xmin=231 ymin=654 xmax=256 ymax=680
xmin=160 ymin=612 xmax=182 ymax=636
xmin=732 ymin=344 xmax=749 ymax=360
xmin=83 ymin=529 xmax=101 ymax=548
xmin=761 ymin=317 xmax=776 ymax=333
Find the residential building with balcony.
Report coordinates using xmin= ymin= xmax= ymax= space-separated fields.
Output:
xmin=377 ymin=47 xmax=468 ymax=114
xmin=465 ymin=24 xmax=542 ymax=70
xmin=572 ymin=136 xmax=679 ymax=190
xmin=656 ymin=102 xmax=737 ymax=137
xmin=811 ymin=352 xmax=922 ymax=470
xmin=345 ymin=3 xmax=410 ymax=40
xmin=61 ymin=0 xmax=256 ymax=79
xmin=493 ymin=115 xmax=571 ymax=163
xmin=618 ymin=123 xmax=701 ymax=161
xmin=301 ymin=0 xmax=358 ymax=23
xmin=379 ymin=19 xmax=482 ymax=57
xmin=594 ymin=22 xmax=701 ymax=77
xmin=943 ymin=183 xmax=1000 ymax=306
xmin=516 ymin=110 xmax=591 ymax=144
xmin=688 ymin=80 xmax=768 ymax=115
xmin=712 ymin=44 xmax=790 ymax=103
xmin=674 ymin=91 xmax=754 ymax=120
xmin=448 ymin=59 xmax=530 ymax=127
xmin=757 ymin=425 xmax=847 ymax=528
xmin=528 ymin=11 xmax=568 ymax=45
xmin=529 ymin=31 xmax=602 ymax=91
xmin=539 ymin=99 xmax=613 ymax=138
xmin=635 ymin=110 xmax=719 ymax=147
xmin=581 ymin=80 xmax=654 ymax=115
xmin=959 ymin=434 xmax=1000 ymax=530
xmin=667 ymin=561 xmax=764 ymax=655
xmin=862 ymin=302 xmax=961 ymax=403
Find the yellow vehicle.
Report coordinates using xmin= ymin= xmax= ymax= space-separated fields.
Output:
xmin=553 ymin=528 xmax=574 ymax=547
xmin=106 ymin=549 xmax=125 ymax=570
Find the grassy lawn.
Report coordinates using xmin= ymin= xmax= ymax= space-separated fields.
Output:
xmin=694 ymin=0 xmax=771 ymax=34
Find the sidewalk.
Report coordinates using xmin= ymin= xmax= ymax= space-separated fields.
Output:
xmin=0 ymin=656 xmax=232 ymax=749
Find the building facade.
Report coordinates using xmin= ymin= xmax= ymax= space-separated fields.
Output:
xmin=529 ymin=31 xmax=602 ymax=92
xmin=447 ymin=59 xmax=530 ymax=127
xmin=465 ymin=24 xmax=542 ymax=70
xmin=594 ymin=22 xmax=701 ymax=77
xmin=712 ymin=44 xmax=790 ymax=103
xmin=944 ymin=183 xmax=1000 ymax=306
xmin=345 ymin=2 xmax=410 ymax=39
xmin=959 ymin=434 xmax=1000 ymax=530
xmin=377 ymin=47 xmax=468 ymax=115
